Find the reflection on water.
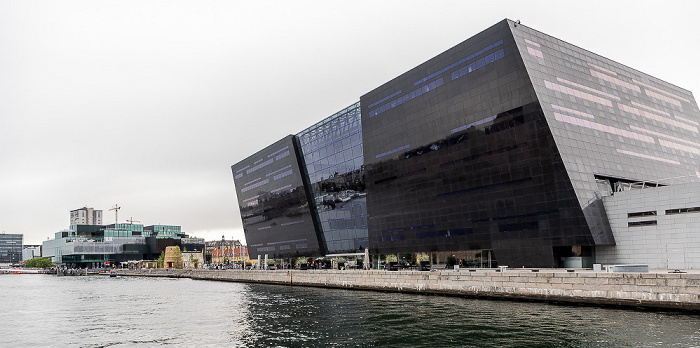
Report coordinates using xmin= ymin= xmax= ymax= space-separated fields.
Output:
xmin=1 ymin=275 xmax=699 ymax=347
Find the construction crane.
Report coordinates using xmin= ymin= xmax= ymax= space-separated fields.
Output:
xmin=109 ymin=204 xmax=121 ymax=225
xmin=126 ymin=217 xmax=140 ymax=224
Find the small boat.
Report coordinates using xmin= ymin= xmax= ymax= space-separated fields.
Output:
xmin=109 ymin=272 xmax=117 ymax=277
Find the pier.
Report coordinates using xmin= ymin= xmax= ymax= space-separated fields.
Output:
xmin=113 ymin=268 xmax=700 ymax=311
xmin=0 ymin=269 xmax=48 ymax=274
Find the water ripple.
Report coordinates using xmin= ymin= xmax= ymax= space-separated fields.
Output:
xmin=1 ymin=275 xmax=699 ymax=347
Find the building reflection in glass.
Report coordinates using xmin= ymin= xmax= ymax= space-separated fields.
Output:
xmin=232 ymin=135 xmax=323 ymax=258
xmin=298 ymin=102 xmax=369 ymax=254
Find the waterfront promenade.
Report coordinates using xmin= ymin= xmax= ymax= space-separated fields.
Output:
xmin=115 ymin=268 xmax=700 ymax=311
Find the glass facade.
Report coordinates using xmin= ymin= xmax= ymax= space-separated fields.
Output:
xmin=104 ymin=223 xmax=145 ymax=238
xmin=181 ymin=237 xmax=206 ymax=252
xmin=64 ymin=224 xmax=186 ymax=239
xmin=69 ymin=224 xmax=104 ymax=238
xmin=0 ymin=233 xmax=23 ymax=264
xmin=44 ymin=223 xmax=198 ymax=266
xmin=297 ymin=102 xmax=368 ymax=254
xmin=144 ymin=225 xmax=183 ymax=239
xmin=43 ymin=236 xmax=148 ymax=265
xmin=230 ymin=19 xmax=700 ymax=267
xmin=231 ymin=135 xmax=324 ymax=258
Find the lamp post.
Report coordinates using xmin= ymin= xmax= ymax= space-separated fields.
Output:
xmin=220 ymin=235 xmax=225 ymax=268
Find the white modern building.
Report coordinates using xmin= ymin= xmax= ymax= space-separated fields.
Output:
xmin=598 ymin=182 xmax=700 ymax=269
xmin=70 ymin=207 xmax=103 ymax=226
xmin=22 ymin=245 xmax=42 ymax=261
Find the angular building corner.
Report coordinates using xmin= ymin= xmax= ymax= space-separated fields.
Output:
xmin=231 ymin=135 xmax=325 ymax=259
xmin=510 ymin=19 xmax=700 ymax=260
xmin=232 ymin=19 xmax=700 ymax=268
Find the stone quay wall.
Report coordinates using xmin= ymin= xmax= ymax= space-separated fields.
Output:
xmin=117 ymin=269 xmax=700 ymax=311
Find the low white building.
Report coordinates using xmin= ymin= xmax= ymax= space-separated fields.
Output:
xmin=182 ymin=250 xmax=204 ymax=269
xmin=597 ymin=182 xmax=700 ymax=269
xmin=22 ymin=245 xmax=42 ymax=261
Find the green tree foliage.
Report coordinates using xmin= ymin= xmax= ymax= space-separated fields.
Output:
xmin=25 ymin=257 xmax=52 ymax=268
xmin=157 ymin=251 xmax=165 ymax=268
xmin=172 ymin=246 xmax=183 ymax=269
xmin=188 ymin=254 xmax=199 ymax=269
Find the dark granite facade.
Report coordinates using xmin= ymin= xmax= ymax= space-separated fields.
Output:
xmin=360 ymin=20 xmax=592 ymax=267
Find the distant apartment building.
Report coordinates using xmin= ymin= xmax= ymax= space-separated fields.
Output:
xmin=207 ymin=238 xmax=249 ymax=266
xmin=0 ymin=233 xmax=23 ymax=265
xmin=232 ymin=240 xmax=249 ymax=265
xmin=70 ymin=207 xmax=103 ymax=225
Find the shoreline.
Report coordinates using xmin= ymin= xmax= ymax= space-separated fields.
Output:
xmin=113 ymin=268 xmax=700 ymax=312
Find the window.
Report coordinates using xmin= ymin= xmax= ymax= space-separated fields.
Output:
xmin=628 ymin=221 xmax=657 ymax=227
xmin=665 ymin=207 xmax=700 ymax=215
xmin=628 ymin=211 xmax=656 ymax=218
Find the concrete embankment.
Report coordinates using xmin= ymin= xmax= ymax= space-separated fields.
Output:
xmin=115 ymin=269 xmax=700 ymax=311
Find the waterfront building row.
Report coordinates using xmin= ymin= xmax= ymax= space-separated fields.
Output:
xmin=43 ymin=220 xmax=205 ymax=268
xmin=206 ymin=238 xmax=251 ymax=266
xmin=231 ymin=19 xmax=700 ymax=268
xmin=0 ymin=233 xmax=45 ymax=266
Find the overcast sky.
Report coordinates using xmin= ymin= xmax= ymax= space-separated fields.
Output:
xmin=1 ymin=1 xmax=698 ymax=245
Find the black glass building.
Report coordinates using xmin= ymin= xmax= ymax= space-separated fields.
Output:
xmin=232 ymin=19 xmax=700 ymax=267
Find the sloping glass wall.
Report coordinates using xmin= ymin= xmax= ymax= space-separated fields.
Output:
xmin=297 ymin=102 xmax=368 ymax=254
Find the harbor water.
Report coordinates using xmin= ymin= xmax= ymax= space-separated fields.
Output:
xmin=1 ymin=274 xmax=699 ymax=347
